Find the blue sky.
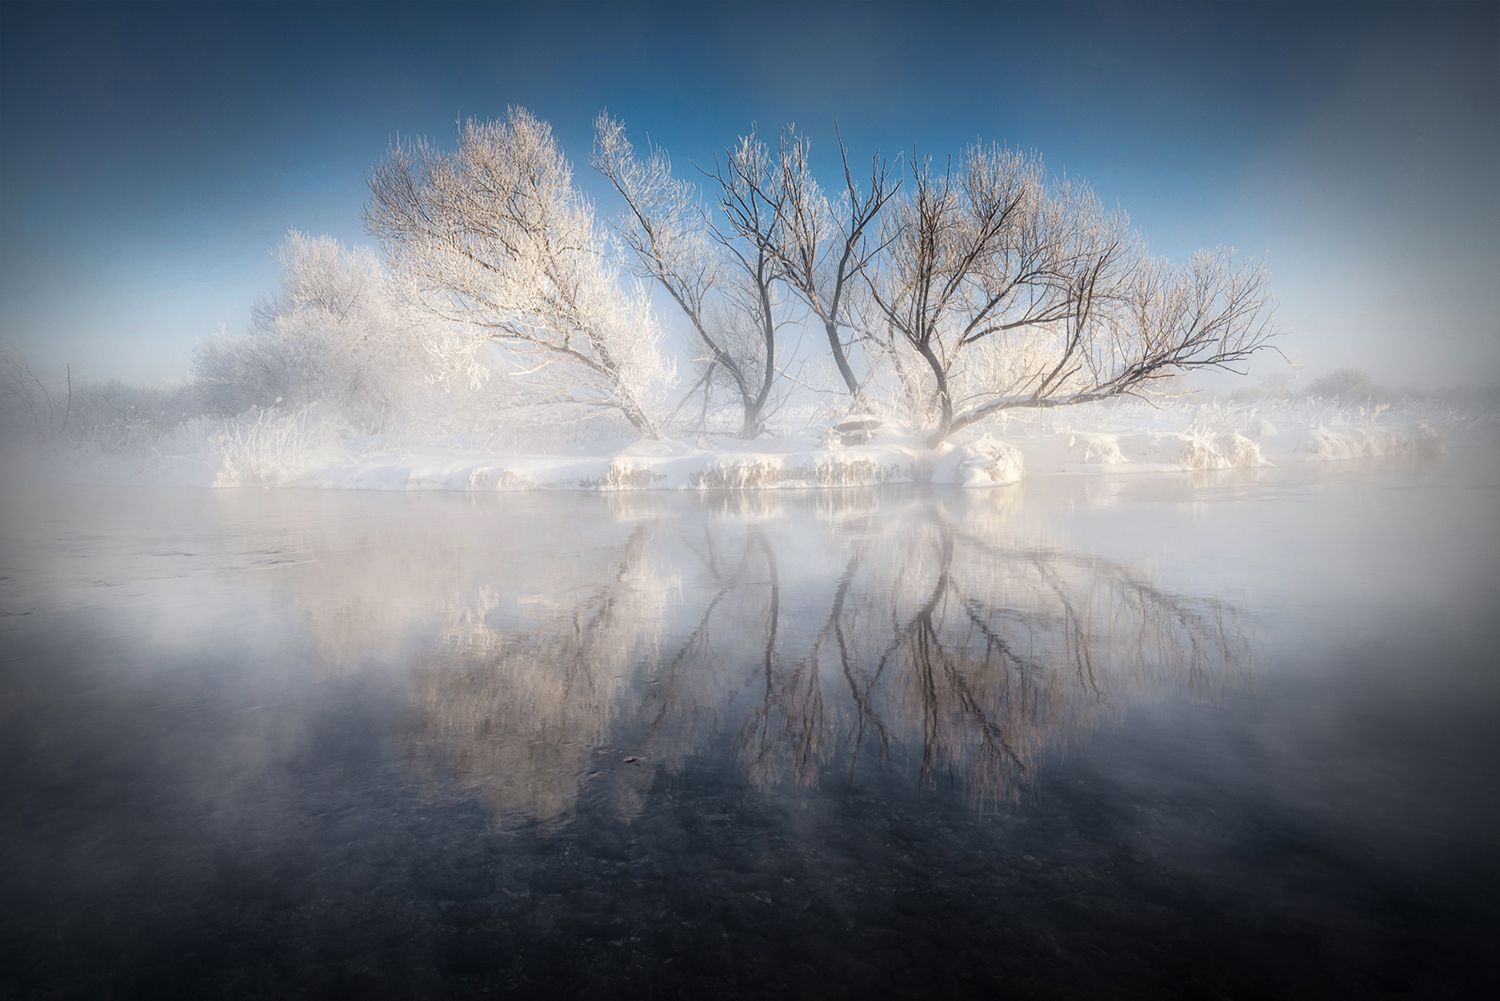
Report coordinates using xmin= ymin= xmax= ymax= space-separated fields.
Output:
xmin=2 ymin=0 xmax=1497 ymax=387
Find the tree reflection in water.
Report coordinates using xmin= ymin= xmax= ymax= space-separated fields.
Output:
xmin=724 ymin=505 xmax=1248 ymax=808
xmin=233 ymin=488 xmax=1250 ymax=822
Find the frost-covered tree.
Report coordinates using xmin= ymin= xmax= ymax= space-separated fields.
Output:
xmin=595 ymin=118 xmax=904 ymax=434
xmin=766 ymin=129 xmax=898 ymax=406
xmin=194 ymin=230 xmax=422 ymax=427
xmin=367 ymin=108 xmax=674 ymax=438
xmin=194 ymin=328 xmax=333 ymax=417
xmin=593 ymin=115 xmax=783 ymax=438
xmin=868 ymin=145 xmax=1276 ymax=445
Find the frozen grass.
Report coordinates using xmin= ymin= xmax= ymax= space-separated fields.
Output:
xmin=209 ymin=406 xmax=344 ymax=487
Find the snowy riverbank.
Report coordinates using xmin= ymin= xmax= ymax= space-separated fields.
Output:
xmin=211 ymin=399 xmax=1463 ymax=491
xmin=13 ymin=398 xmax=1477 ymax=493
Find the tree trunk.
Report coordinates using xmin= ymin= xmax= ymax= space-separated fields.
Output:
xmin=822 ymin=319 xmax=861 ymax=402
xmin=738 ymin=399 xmax=763 ymax=439
xmin=911 ymin=337 xmax=953 ymax=448
xmin=621 ymin=398 xmax=659 ymax=439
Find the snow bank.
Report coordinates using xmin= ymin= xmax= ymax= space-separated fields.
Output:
xmin=242 ymin=434 xmax=943 ymax=493
xmin=928 ymin=436 xmax=1026 ymax=487
xmin=1280 ymin=422 xmax=1444 ymax=461
xmin=992 ymin=398 xmax=1461 ymax=476
xmin=34 ymin=396 xmax=1472 ymax=494
xmin=1018 ymin=428 xmax=1265 ymax=474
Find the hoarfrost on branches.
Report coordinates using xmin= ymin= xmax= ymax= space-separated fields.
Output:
xmin=367 ymin=108 xmax=675 ymax=437
xmin=195 ymin=231 xmax=424 ymax=427
xmin=594 ymin=114 xmax=786 ymax=438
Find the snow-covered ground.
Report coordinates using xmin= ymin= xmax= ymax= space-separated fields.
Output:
xmin=994 ymin=397 xmax=1454 ymax=475
xmin=17 ymin=396 xmax=1486 ymax=493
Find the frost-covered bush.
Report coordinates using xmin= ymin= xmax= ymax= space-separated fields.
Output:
xmin=210 ymin=405 xmax=343 ymax=485
xmin=194 ymin=231 xmax=433 ymax=430
xmin=1300 ymin=368 xmax=1387 ymax=405
xmin=0 ymin=344 xmax=200 ymax=452
xmin=65 ymin=380 xmax=201 ymax=452
xmin=194 ymin=324 xmax=335 ymax=419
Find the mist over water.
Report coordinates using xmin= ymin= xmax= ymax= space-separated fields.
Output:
xmin=2 ymin=454 xmax=1497 ymax=998
xmin=3 ymin=1 xmax=1498 ymax=995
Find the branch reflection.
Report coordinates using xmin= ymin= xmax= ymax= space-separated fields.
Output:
xmin=221 ymin=489 xmax=1252 ymax=822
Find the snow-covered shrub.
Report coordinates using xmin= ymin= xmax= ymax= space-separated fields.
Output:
xmin=66 ymin=381 xmax=201 ymax=452
xmin=194 ymin=324 xmax=336 ymax=418
xmin=1300 ymin=368 xmax=1385 ymax=405
xmin=0 ymin=344 xmax=202 ymax=453
xmin=210 ymin=405 xmax=343 ymax=486
xmin=195 ymin=231 xmax=444 ymax=432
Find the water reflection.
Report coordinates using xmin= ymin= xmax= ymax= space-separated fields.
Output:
xmin=9 ymin=467 xmax=1498 ymax=999
xmin=220 ymin=489 xmax=1251 ymax=821
xmin=681 ymin=504 xmax=1245 ymax=809
xmin=409 ymin=523 xmax=669 ymax=825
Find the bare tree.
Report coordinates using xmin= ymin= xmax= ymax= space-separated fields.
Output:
xmin=769 ymin=128 xmax=899 ymax=406
xmin=691 ymin=126 xmax=898 ymax=409
xmin=367 ymin=108 xmax=673 ymax=438
xmin=869 ymin=144 xmax=1276 ymax=445
xmin=593 ymin=115 xmax=781 ymax=438
xmin=0 ymin=343 xmax=71 ymax=445
xmin=367 ymin=113 xmax=1272 ymax=445
xmin=699 ymin=128 xmax=800 ymax=435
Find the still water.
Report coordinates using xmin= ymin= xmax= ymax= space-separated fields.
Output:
xmin=2 ymin=457 xmax=1497 ymax=999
